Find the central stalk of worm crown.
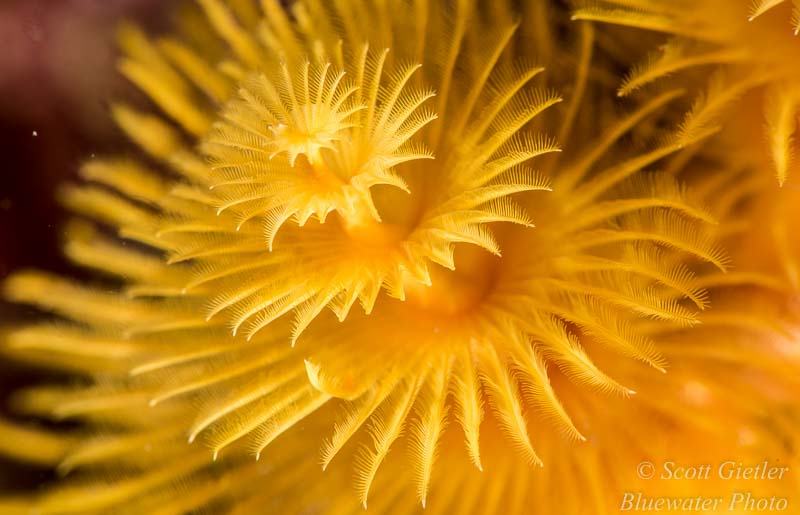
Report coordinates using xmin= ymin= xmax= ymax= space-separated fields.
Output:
xmin=341 ymin=208 xmax=408 ymax=246
xmin=404 ymin=245 xmax=498 ymax=316
xmin=309 ymin=158 xmax=408 ymax=247
xmin=309 ymin=155 xmax=347 ymax=189
xmin=311 ymin=156 xmax=495 ymax=315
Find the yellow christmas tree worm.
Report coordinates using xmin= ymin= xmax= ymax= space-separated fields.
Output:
xmin=3 ymin=201 xmax=799 ymax=515
xmin=573 ymin=0 xmax=800 ymax=186
xmin=1 ymin=0 xmax=799 ymax=514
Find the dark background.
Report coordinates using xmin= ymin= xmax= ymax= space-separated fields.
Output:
xmin=0 ymin=0 xmax=168 ymax=278
xmin=0 ymin=0 xmax=166 ymax=485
